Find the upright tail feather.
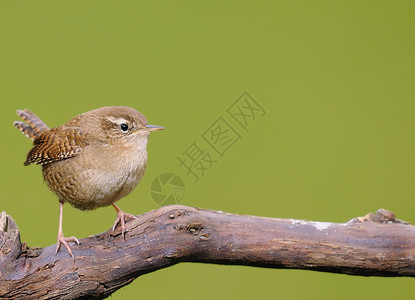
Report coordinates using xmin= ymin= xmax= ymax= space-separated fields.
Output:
xmin=14 ymin=109 xmax=50 ymax=141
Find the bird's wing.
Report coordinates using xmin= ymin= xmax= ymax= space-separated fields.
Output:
xmin=24 ymin=127 xmax=89 ymax=166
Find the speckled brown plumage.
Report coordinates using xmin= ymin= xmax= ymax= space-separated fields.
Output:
xmin=14 ymin=106 xmax=164 ymax=260
xmin=14 ymin=109 xmax=50 ymax=141
xmin=24 ymin=127 xmax=87 ymax=166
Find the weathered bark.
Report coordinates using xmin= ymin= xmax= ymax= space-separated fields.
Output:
xmin=1 ymin=205 xmax=414 ymax=299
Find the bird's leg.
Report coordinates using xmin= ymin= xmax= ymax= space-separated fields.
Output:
xmin=112 ymin=203 xmax=138 ymax=240
xmin=55 ymin=201 xmax=79 ymax=261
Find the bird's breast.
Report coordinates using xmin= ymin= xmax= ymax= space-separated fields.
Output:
xmin=43 ymin=142 xmax=149 ymax=210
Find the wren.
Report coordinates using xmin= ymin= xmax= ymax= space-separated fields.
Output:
xmin=14 ymin=106 xmax=164 ymax=259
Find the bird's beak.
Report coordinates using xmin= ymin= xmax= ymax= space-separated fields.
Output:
xmin=144 ymin=124 xmax=165 ymax=132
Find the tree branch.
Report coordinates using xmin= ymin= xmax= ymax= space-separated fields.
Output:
xmin=1 ymin=205 xmax=414 ymax=299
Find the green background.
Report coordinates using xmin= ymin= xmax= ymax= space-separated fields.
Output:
xmin=1 ymin=1 xmax=414 ymax=299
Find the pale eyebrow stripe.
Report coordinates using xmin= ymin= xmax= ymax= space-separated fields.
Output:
xmin=105 ymin=116 xmax=129 ymax=125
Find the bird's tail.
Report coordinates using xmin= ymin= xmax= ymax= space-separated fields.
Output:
xmin=14 ymin=109 xmax=50 ymax=141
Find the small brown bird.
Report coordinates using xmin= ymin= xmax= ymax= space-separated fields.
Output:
xmin=14 ymin=106 xmax=164 ymax=259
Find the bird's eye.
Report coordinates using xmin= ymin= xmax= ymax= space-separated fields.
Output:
xmin=120 ymin=123 xmax=129 ymax=132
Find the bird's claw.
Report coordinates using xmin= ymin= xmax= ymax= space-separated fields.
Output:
xmin=112 ymin=210 xmax=138 ymax=240
xmin=55 ymin=233 xmax=79 ymax=261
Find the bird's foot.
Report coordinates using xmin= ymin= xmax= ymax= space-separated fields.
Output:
xmin=55 ymin=231 xmax=79 ymax=261
xmin=112 ymin=207 xmax=138 ymax=240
